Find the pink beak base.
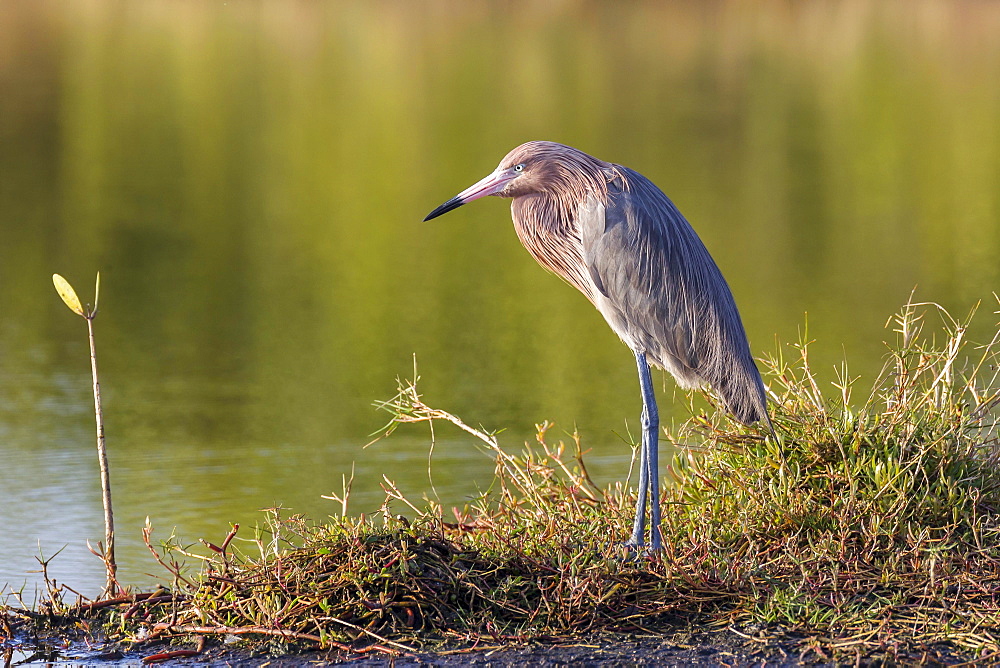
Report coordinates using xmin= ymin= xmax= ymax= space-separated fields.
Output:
xmin=423 ymin=169 xmax=517 ymax=221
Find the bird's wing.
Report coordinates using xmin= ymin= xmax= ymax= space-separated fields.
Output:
xmin=580 ymin=167 xmax=767 ymax=424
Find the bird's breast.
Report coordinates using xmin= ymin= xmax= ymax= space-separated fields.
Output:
xmin=510 ymin=195 xmax=599 ymax=304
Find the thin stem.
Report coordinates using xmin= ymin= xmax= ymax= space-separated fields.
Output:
xmin=88 ymin=315 xmax=115 ymax=595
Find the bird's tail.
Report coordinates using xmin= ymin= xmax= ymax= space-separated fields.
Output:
xmin=711 ymin=356 xmax=770 ymax=428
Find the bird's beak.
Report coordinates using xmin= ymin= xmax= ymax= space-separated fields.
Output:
xmin=423 ymin=169 xmax=517 ymax=221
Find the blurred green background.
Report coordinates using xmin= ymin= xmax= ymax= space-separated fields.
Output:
xmin=2 ymin=0 xmax=999 ymax=596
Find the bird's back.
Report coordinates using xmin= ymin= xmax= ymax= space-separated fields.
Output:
xmin=580 ymin=167 xmax=767 ymax=425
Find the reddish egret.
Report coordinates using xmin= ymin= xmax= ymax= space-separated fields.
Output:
xmin=424 ymin=141 xmax=768 ymax=552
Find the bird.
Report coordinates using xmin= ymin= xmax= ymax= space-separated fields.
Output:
xmin=423 ymin=141 xmax=768 ymax=552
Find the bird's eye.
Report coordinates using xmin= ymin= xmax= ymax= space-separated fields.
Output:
xmin=513 ymin=164 xmax=524 ymax=173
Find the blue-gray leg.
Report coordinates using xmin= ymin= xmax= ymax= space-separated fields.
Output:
xmin=628 ymin=409 xmax=649 ymax=547
xmin=627 ymin=351 xmax=663 ymax=552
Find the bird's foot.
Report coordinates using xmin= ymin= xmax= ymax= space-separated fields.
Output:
xmin=619 ymin=537 xmax=662 ymax=561
xmin=619 ymin=540 xmax=644 ymax=562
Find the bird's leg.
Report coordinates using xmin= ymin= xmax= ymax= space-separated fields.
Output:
xmin=627 ymin=400 xmax=649 ymax=550
xmin=637 ymin=352 xmax=663 ymax=552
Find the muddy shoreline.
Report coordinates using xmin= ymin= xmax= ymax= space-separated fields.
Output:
xmin=5 ymin=618 xmax=975 ymax=667
xmin=155 ymin=634 xmax=973 ymax=667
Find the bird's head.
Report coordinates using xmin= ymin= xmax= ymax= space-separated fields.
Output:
xmin=423 ymin=141 xmax=611 ymax=221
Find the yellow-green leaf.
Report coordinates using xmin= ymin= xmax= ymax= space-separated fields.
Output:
xmin=94 ymin=271 xmax=100 ymax=313
xmin=53 ymin=273 xmax=85 ymax=317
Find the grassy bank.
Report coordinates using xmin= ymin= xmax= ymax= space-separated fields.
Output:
xmin=5 ymin=300 xmax=1000 ymax=663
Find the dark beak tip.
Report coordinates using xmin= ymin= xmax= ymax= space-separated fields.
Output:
xmin=422 ymin=197 xmax=465 ymax=222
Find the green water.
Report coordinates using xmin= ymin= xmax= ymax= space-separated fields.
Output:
xmin=2 ymin=1 xmax=999 ymax=596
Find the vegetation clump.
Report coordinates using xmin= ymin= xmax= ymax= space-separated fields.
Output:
xmin=5 ymin=300 xmax=1000 ymax=663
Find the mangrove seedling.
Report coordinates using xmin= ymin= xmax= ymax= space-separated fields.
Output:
xmin=52 ymin=272 xmax=116 ymax=597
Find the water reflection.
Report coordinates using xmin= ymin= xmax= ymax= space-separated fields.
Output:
xmin=1 ymin=0 xmax=999 ymax=597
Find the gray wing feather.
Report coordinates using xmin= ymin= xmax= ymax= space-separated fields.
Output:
xmin=580 ymin=167 xmax=767 ymax=425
